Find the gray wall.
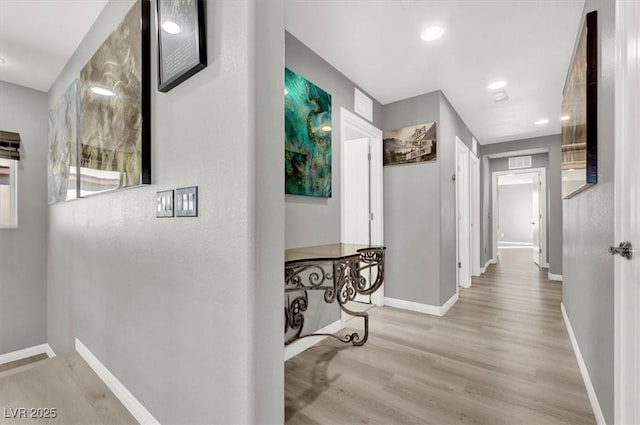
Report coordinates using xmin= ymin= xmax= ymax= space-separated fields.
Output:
xmin=382 ymin=92 xmax=441 ymax=305
xmin=497 ymin=183 xmax=533 ymax=244
xmin=0 ymin=81 xmax=48 ymax=355
xmin=562 ymin=0 xmax=615 ymax=422
xmin=284 ymin=32 xmax=384 ymax=249
xmin=479 ymin=135 xmax=562 ymax=275
xmin=47 ymin=1 xmax=284 ymax=424
xmin=382 ymin=91 xmax=474 ymax=306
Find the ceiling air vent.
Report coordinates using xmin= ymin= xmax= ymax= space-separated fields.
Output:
xmin=508 ymin=156 xmax=532 ymax=169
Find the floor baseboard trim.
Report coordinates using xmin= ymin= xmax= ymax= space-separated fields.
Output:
xmin=384 ymin=292 xmax=458 ymax=317
xmin=284 ymin=320 xmax=342 ymax=361
xmin=75 ymin=338 xmax=159 ymax=425
xmin=548 ymin=272 xmax=563 ymax=281
xmin=0 ymin=343 xmax=56 ymax=365
xmin=561 ymin=303 xmax=606 ymax=425
xmin=481 ymin=259 xmax=494 ymax=274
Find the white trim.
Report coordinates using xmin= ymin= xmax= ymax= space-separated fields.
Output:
xmin=470 ymin=152 xmax=481 ymax=277
xmin=498 ymin=241 xmax=534 ymax=246
xmin=340 ymin=107 xmax=385 ymax=306
xmin=284 ymin=320 xmax=342 ymax=361
xmin=492 ymin=167 xmax=547 ymax=268
xmin=614 ymin=2 xmax=640 ymax=423
xmin=0 ymin=343 xmax=55 ymax=365
xmin=75 ymin=339 xmax=160 ymax=425
xmin=456 ymin=137 xmax=471 ymax=290
xmin=548 ymin=272 xmax=563 ymax=282
xmin=384 ymin=292 xmax=458 ymax=317
xmin=561 ymin=304 xmax=606 ymax=425
xmin=480 ymin=258 xmax=493 ymax=274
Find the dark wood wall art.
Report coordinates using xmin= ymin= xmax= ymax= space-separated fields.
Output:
xmin=561 ymin=10 xmax=597 ymax=199
xmin=156 ymin=0 xmax=207 ymax=92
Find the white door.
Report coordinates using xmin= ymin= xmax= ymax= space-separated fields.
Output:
xmin=614 ymin=1 xmax=640 ymax=422
xmin=531 ymin=174 xmax=541 ymax=266
xmin=469 ymin=153 xmax=481 ymax=276
xmin=343 ymin=137 xmax=371 ymax=303
xmin=343 ymin=137 xmax=370 ymax=245
xmin=456 ymin=138 xmax=471 ymax=289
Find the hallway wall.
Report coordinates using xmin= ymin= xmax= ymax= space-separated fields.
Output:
xmin=0 ymin=81 xmax=48 ymax=355
xmin=284 ymin=32 xmax=384 ymax=250
xmin=46 ymin=1 xmax=284 ymax=423
xmin=562 ymin=0 xmax=615 ymax=422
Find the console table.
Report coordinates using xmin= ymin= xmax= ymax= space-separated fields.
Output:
xmin=284 ymin=244 xmax=385 ymax=347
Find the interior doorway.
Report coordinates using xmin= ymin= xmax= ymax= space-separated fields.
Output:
xmin=340 ymin=108 xmax=384 ymax=306
xmin=491 ymin=168 xmax=547 ymax=267
xmin=456 ymin=137 xmax=471 ymax=290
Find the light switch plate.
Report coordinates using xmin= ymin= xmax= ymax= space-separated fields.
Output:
xmin=175 ymin=186 xmax=198 ymax=217
xmin=156 ymin=190 xmax=174 ymax=218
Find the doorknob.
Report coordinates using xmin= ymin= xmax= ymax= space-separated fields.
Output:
xmin=609 ymin=241 xmax=633 ymax=260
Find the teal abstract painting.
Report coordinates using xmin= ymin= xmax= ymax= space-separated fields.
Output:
xmin=284 ymin=68 xmax=332 ymax=197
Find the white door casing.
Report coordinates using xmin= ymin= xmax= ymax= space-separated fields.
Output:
xmin=470 ymin=153 xmax=481 ymax=276
xmin=340 ymin=108 xmax=384 ymax=307
xmin=614 ymin=1 xmax=640 ymax=423
xmin=456 ymin=137 xmax=471 ymax=289
xmin=491 ymin=168 xmax=547 ymax=267
xmin=532 ymin=176 xmax=541 ymax=266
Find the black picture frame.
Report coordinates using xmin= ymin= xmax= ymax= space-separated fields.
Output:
xmin=156 ymin=0 xmax=207 ymax=92
xmin=561 ymin=10 xmax=597 ymax=199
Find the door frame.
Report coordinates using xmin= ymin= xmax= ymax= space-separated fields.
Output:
xmin=469 ymin=152 xmax=481 ymax=277
xmin=614 ymin=0 xmax=640 ymax=422
xmin=455 ymin=137 xmax=471 ymax=290
xmin=491 ymin=168 xmax=547 ymax=266
xmin=340 ymin=107 xmax=384 ymax=306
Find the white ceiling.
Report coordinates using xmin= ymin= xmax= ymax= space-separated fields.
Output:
xmin=285 ymin=0 xmax=585 ymax=144
xmin=0 ymin=0 xmax=108 ymax=92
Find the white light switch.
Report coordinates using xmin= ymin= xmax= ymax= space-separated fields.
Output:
xmin=176 ymin=186 xmax=198 ymax=217
xmin=156 ymin=190 xmax=174 ymax=218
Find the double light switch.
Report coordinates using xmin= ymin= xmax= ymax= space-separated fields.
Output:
xmin=156 ymin=186 xmax=198 ymax=218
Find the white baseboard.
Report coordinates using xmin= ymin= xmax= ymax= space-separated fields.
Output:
xmin=480 ymin=258 xmax=494 ymax=274
xmin=75 ymin=339 xmax=159 ymax=425
xmin=384 ymin=292 xmax=458 ymax=317
xmin=0 ymin=343 xmax=56 ymax=365
xmin=284 ymin=320 xmax=342 ymax=361
xmin=561 ymin=304 xmax=606 ymax=425
xmin=548 ymin=272 xmax=563 ymax=281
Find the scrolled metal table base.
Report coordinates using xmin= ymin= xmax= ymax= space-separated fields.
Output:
xmin=285 ymin=247 xmax=385 ymax=347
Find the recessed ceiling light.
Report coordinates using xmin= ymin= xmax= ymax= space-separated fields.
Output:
xmin=534 ymin=119 xmax=549 ymax=125
xmin=162 ymin=20 xmax=182 ymax=35
xmin=90 ymin=86 xmax=116 ymax=97
xmin=321 ymin=126 xmax=332 ymax=132
xmin=421 ymin=26 xmax=444 ymax=42
xmin=488 ymin=81 xmax=507 ymax=90
xmin=561 ymin=115 xmax=570 ymax=121
xmin=0 ymin=58 xmax=5 ymax=65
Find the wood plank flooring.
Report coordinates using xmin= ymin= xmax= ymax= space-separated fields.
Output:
xmin=285 ymin=248 xmax=595 ymax=425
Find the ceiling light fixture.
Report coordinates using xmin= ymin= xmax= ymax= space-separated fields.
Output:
xmin=162 ymin=20 xmax=182 ymax=35
xmin=534 ymin=119 xmax=549 ymax=125
xmin=492 ymin=91 xmax=509 ymax=104
xmin=90 ymin=86 xmax=116 ymax=97
xmin=421 ymin=26 xmax=444 ymax=42
xmin=0 ymin=58 xmax=5 ymax=65
xmin=488 ymin=81 xmax=507 ymax=90
xmin=561 ymin=115 xmax=570 ymax=121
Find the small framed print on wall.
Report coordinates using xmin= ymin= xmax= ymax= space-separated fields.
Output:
xmin=156 ymin=0 xmax=207 ymax=92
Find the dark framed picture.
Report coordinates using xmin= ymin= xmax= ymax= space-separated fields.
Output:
xmin=561 ymin=10 xmax=597 ymax=199
xmin=156 ymin=0 xmax=207 ymax=92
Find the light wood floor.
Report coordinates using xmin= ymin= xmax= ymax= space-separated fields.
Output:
xmin=285 ymin=248 xmax=596 ymax=425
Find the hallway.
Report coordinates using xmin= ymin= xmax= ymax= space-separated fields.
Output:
xmin=285 ymin=248 xmax=595 ymax=424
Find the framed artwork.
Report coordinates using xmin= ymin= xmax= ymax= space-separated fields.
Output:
xmin=48 ymin=80 xmax=79 ymax=204
xmin=156 ymin=0 xmax=207 ymax=92
xmin=383 ymin=122 xmax=437 ymax=166
xmin=561 ymin=10 xmax=598 ymax=199
xmin=284 ymin=68 xmax=332 ymax=198
xmin=78 ymin=0 xmax=151 ymax=196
